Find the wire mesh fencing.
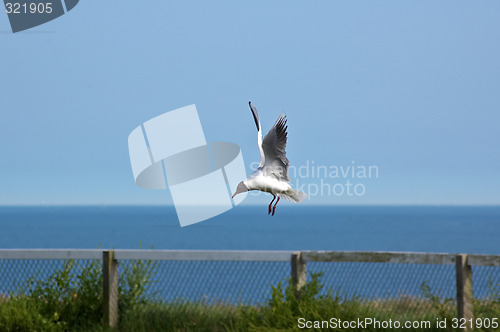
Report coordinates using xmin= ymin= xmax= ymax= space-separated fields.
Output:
xmin=473 ymin=265 xmax=500 ymax=299
xmin=306 ymin=261 xmax=459 ymax=318
xmin=0 ymin=258 xmax=101 ymax=298
xmin=118 ymin=259 xmax=290 ymax=305
xmin=0 ymin=249 xmax=499 ymax=328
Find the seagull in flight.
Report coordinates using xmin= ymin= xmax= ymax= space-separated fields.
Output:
xmin=232 ymin=102 xmax=306 ymax=215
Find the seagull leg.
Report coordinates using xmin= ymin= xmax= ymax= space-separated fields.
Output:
xmin=268 ymin=195 xmax=276 ymax=215
xmin=272 ymin=196 xmax=280 ymax=216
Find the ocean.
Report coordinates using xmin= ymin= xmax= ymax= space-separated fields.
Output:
xmin=0 ymin=205 xmax=498 ymax=253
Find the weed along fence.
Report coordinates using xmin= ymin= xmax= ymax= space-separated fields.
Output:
xmin=1 ymin=250 xmax=499 ymax=328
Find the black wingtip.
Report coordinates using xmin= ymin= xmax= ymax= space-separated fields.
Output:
xmin=248 ymin=101 xmax=260 ymax=131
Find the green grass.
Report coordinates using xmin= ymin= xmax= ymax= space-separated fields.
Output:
xmin=1 ymin=262 xmax=499 ymax=332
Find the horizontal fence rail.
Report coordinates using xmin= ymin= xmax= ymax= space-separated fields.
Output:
xmin=0 ymin=249 xmax=103 ymax=260
xmin=302 ymin=250 xmax=500 ymax=266
xmin=1 ymin=249 xmax=498 ymax=265
xmin=1 ymin=249 xmax=499 ymax=330
xmin=114 ymin=250 xmax=293 ymax=262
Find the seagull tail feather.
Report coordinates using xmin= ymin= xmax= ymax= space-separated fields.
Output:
xmin=281 ymin=189 xmax=307 ymax=203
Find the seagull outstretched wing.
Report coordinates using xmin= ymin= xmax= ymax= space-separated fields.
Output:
xmin=262 ymin=113 xmax=290 ymax=182
xmin=249 ymin=102 xmax=290 ymax=181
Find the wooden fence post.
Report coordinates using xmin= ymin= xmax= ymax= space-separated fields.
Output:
xmin=103 ymin=250 xmax=118 ymax=328
xmin=456 ymin=254 xmax=473 ymax=330
xmin=291 ymin=252 xmax=306 ymax=298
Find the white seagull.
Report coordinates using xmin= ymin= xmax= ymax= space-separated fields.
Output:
xmin=232 ymin=102 xmax=307 ymax=215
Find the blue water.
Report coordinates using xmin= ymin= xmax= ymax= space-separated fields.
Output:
xmin=0 ymin=205 xmax=499 ymax=254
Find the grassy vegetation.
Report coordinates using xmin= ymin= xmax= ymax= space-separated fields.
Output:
xmin=0 ymin=261 xmax=499 ymax=332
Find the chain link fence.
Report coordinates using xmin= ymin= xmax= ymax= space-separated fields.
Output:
xmin=1 ymin=250 xmax=499 ymax=327
xmin=309 ymin=261 xmax=458 ymax=313
xmin=118 ymin=259 xmax=290 ymax=304
xmin=473 ymin=265 xmax=500 ymax=299
xmin=0 ymin=258 xmax=101 ymax=297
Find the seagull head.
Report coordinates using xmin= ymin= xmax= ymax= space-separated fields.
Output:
xmin=232 ymin=181 xmax=249 ymax=198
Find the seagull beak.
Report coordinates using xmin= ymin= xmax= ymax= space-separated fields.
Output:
xmin=232 ymin=193 xmax=237 ymax=198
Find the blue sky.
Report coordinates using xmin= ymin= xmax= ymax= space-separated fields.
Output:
xmin=1 ymin=1 xmax=499 ymax=206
